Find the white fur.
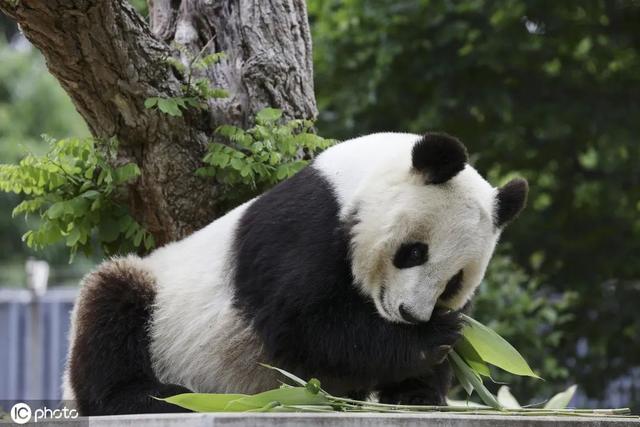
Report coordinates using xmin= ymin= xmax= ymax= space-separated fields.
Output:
xmin=143 ymin=200 xmax=278 ymax=393
xmin=315 ymin=133 xmax=501 ymax=323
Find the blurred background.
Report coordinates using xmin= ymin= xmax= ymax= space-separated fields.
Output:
xmin=1 ymin=0 xmax=639 ymax=411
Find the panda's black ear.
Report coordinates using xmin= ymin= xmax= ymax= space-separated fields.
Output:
xmin=495 ymin=178 xmax=528 ymax=227
xmin=412 ymin=132 xmax=468 ymax=184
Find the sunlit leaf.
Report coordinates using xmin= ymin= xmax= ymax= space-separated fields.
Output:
xmin=497 ymin=386 xmax=521 ymax=409
xmin=455 ymin=336 xmax=491 ymax=377
xmin=544 ymin=385 xmax=577 ymax=409
xmin=461 ymin=314 xmax=540 ymax=378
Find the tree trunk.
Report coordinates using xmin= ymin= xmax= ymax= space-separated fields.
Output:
xmin=0 ymin=0 xmax=317 ymax=246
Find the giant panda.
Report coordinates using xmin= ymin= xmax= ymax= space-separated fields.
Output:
xmin=62 ymin=132 xmax=528 ymax=415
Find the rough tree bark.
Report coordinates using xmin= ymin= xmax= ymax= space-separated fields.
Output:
xmin=0 ymin=0 xmax=317 ymax=246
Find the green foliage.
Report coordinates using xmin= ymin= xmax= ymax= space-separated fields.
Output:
xmin=0 ymin=39 xmax=88 ymax=269
xmin=145 ymin=49 xmax=228 ymax=117
xmin=0 ymin=136 xmax=153 ymax=261
xmin=310 ymin=0 xmax=640 ymax=407
xmin=197 ymin=107 xmax=335 ymax=205
xmin=144 ymin=96 xmax=203 ymax=117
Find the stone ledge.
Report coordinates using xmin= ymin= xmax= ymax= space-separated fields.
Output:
xmin=21 ymin=412 xmax=639 ymax=426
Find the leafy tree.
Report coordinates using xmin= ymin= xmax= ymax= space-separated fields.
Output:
xmin=309 ymin=0 xmax=640 ymax=407
xmin=0 ymin=0 xmax=318 ymax=247
xmin=0 ymin=39 xmax=88 ymax=274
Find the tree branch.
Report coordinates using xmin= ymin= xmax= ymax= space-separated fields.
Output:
xmin=1 ymin=0 xmax=318 ymax=246
xmin=0 ymin=0 xmax=219 ymax=245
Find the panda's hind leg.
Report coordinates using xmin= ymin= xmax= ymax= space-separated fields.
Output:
xmin=66 ymin=257 xmax=190 ymax=415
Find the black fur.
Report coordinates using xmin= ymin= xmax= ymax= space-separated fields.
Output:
xmin=233 ymin=166 xmax=462 ymax=402
xmin=440 ymin=269 xmax=464 ymax=301
xmin=69 ymin=265 xmax=191 ymax=415
xmin=495 ymin=178 xmax=529 ymax=227
xmin=379 ymin=361 xmax=453 ymax=405
xmin=393 ymin=242 xmax=429 ymax=269
xmin=412 ymin=133 xmax=468 ymax=184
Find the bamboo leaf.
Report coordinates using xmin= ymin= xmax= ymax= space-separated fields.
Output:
xmin=259 ymin=363 xmax=308 ymax=387
xmin=156 ymin=393 xmax=248 ymax=412
xmin=497 ymin=386 xmax=521 ymax=409
xmin=451 ymin=357 xmax=474 ymax=396
xmin=224 ymin=387 xmax=331 ymax=411
xmin=449 ymin=351 xmax=503 ymax=409
xmin=544 ymin=385 xmax=577 ymax=409
xmin=446 ymin=398 xmax=488 ymax=408
xmin=460 ymin=313 xmax=541 ymax=379
xmin=455 ymin=336 xmax=491 ymax=377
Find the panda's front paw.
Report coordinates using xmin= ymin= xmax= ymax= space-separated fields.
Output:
xmin=424 ymin=308 xmax=463 ymax=361
xmin=424 ymin=344 xmax=454 ymax=365
xmin=378 ymin=376 xmax=448 ymax=406
xmin=379 ymin=389 xmax=446 ymax=406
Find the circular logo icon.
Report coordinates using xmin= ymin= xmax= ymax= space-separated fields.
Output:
xmin=10 ymin=403 xmax=32 ymax=425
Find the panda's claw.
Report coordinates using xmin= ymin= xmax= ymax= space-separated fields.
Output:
xmin=433 ymin=344 xmax=452 ymax=364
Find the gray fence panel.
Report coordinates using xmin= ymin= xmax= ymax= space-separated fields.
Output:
xmin=0 ymin=288 xmax=77 ymax=407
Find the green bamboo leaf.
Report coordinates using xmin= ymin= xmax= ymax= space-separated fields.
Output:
xmin=454 ymin=336 xmax=491 ymax=378
xmin=497 ymin=386 xmax=521 ymax=409
xmin=156 ymin=393 xmax=248 ymax=412
xmin=446 ymin=398 xmax=488 ymax=408
xmin=224 ymin=387 xmax=331 ymax=411
xmin=460 ymin=313 xmax=541 ymax=379
xmin=449 ymin=351 xmax=502 ymax=409
xmin=259 ymin=363 xmax=308 ymax=387
xmin=451 ymin=356 xmax=474 ymax=396
xmin=544 ymin=385 xmax=577 ymax=409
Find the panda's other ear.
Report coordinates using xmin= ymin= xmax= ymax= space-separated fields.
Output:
xmin=495 ymin=178 xmax=528 ymax=227
xmin=412 ymin=132 xmax=468 ymax=184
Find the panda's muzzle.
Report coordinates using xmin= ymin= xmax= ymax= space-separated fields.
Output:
xmin=399 ymin=303 xmax=422 ymax=324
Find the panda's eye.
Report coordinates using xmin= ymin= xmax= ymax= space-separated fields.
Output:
xmin=393 ymin=242 xmax=429 ymax=269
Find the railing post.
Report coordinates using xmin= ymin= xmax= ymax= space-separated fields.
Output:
xmin=25 ymin=259 xmax=49 ymax=400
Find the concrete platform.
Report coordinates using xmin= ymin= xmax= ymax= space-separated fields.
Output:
xmin=13 ymin=412 xmax=639 ymax=426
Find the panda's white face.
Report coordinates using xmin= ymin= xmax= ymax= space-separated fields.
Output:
xmin=337 ymin=133 xmax=528 ymax=324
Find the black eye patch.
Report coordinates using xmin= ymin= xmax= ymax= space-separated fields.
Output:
xmin=393 ymin=242 xmax=429 ymax=269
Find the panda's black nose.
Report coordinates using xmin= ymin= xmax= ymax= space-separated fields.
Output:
xmin=399 ymin=304 xmax=422 ymax=324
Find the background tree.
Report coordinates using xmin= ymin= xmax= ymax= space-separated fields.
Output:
xmin=0 ymin=0 xmax=317 ymax=247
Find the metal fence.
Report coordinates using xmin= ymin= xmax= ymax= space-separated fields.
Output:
xmin=0 ymin=287 xmax=77 ymax=407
